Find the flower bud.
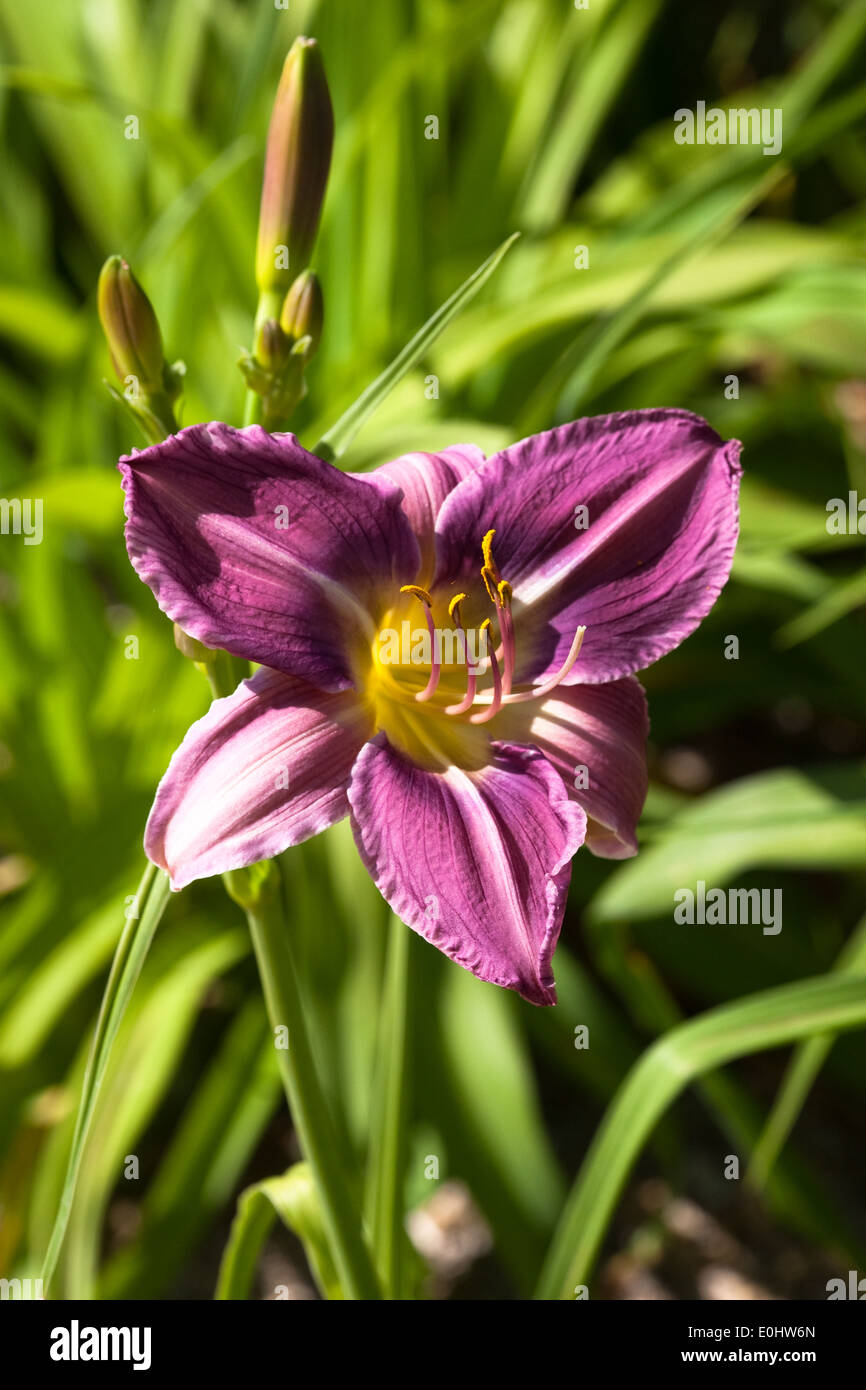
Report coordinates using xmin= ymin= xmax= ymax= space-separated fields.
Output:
xmin=97 ymin=256 xmax=166 ymax=392
xmin=256 ymin=316 xmax=291 ymax=371
xmin=255 ymin=37 xmax=334 ymax=295
xmin=280 ymin=270 xmax=323 ymax=358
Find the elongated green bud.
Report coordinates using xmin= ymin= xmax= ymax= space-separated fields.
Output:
xmin=280 ymin=270 xmax=323 ymax=358
xmin=97 ymin=255 xmax=183 ymax=442
xmin=98 ymin=256 xmax=166 ymax=392
xmin=255 ymin=37 xmax=333 ymax=296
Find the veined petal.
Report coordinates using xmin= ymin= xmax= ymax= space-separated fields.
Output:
xmin=498 ymin=676 xmax=649 ymax=859
xmin=121 ymin=423 xmax=420 ymax=691
xmin=347 ymin=734 xmax=586 ymax=1005
xmin=432 ymin=410 xmax=741 ymax=685
xmin=146 ymin=667 xmax=373 ymax=889
xmin=353 ymin=445 xmax=485 ymax=583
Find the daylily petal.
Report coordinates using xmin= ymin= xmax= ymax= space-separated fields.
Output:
xmin=347 ymin=734 xmax=586 ymax=1004
xmin=121 ymin=422 xmax=420 ymax=691
xmin=146 ymin=666 xmax=373 ymax=889
xmin=498 ymin=676 xmax=649 ymax=858
xmin=353 ymin=445 xmax=485 ymax=582
xmin=432 ymin=410 xmax=741 ymax=685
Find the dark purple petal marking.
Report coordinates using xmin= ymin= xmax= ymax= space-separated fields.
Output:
xmin=120 ymin=422 xmax=420 ymax=691
xmin=432 ymin=409 xmax=741 ymax=686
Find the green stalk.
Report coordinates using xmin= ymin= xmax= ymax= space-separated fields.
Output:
xmin=242 ymin=388 xmax=264 ymax=427
xmin=243 ymin=289 xmax=282 ymax=427
xmin=203 ymin=648 xmax=250 ymax=700
xmin=364 ymin=914 xmax=412 ymax=1297
xmin=228 ymin=862 xmax=381 ymax=1300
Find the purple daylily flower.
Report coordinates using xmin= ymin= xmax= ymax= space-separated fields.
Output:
xmin=120 ymin=409 xmax=741 ymax=1004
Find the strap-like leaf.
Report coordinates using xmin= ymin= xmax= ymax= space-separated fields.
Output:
xmin=313 ymin=232 xmax=519 ymax=463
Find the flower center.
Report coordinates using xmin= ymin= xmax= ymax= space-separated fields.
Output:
xmin=360 ymin=529 xmax=586 ymax=769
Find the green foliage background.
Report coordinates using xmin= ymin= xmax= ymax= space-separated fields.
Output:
xmin=0 ymin=0 xmax=865 ymax=1298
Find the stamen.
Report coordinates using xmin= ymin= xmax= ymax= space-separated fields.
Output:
xmin=501 ymin=625 xmax=587 ymax=705
xmin=497 ymin=606 xmax=516 ymax=699
xmin=400 ymin=584 xmax=440 ymax=702
xmin=481 ymin=528 xmax=498 ymax=575
xmin=480 ymin=565 xmax=498 ymax=605
xmin=469 ymin=619 xmax=503 ymax=724
xmin=400 ymin=583 xmax=434 ymax=606
xmin=445 ymin=593 xmax=479 ymax=716
xmin=496 ymin=580 xmax=515 ymax=697
xmin=480 ymin=529 xmax=503 ymax=605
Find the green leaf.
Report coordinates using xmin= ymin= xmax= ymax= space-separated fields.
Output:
xmin=518 ymin=0 xmax=666 ymax=231
xmin=312 ymin=232 xmax=519 ymax=462
xmin=537 ymin=973 xmax=866 ymax=1299
xmin=216 ymin=1163 xmax=342 ymax=1301
xmin=100 ymin=1000 xmax=280 ymax=1299
xmin=776 ymin=565 xmax=866 ymax=648
xmin=749 ymin=915 xmax=866 ymax=1190
xmin=590 ymin=764 xmax=866 ymax=925
xmin=39 ymin=863 xmax=173 ymax=1294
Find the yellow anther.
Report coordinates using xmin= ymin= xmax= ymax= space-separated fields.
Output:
xmin=497 ymin=579 xmax=512 ymax=610
xmin=480 ymin=617 xmax=492 ymax=641
xmin=481 ymin=528 xmax=497 ymax=570
xmin=400 ymin=583 xmax=433 ymax=606
xmin=448 ymin=591 xmax=467 ymax=620
xmin=480 ymin=566 xmax=498 ymax=604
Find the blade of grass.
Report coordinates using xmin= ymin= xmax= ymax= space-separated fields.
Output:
xmin=585 ymin=927 xmax=861 ymax=1258
xmin=524 ymin=167 xmax=782 ymax=427
xmin=100 ymin=1000 xmax=280 ymax=1299
xmin=536 ymin=972 xmax=866 ymax=1299
xmin=312 ymin=232 xmax=519 ymax=462
xmin=776 ymin=565 xmax=866 ymax=648
xmin=216 ymin=1164 xmax=342 ymax=1301
xmin=364 ymin=913 xmax=413 ymax=1298
xmin=749 ymin=916 xmax=866 ymax=1190
xmin=39 ymin=861 xmax=173 ymax=1293
xmin=518 ymin=0 xmax=665 ymax=231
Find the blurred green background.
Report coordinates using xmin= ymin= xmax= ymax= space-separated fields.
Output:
xmin=1 ymin=0 xmax=865 ymax=1299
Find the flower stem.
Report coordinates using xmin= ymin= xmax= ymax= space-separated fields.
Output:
xmin=365 ymin=913 xmax=412 ymax=1297
xmin=204 ymin=648 xmax=250 ymax=700
xmin=227 ymin=861 xmax=381 ymax=1300
xmin=242 ymin=388 xmax=264 ymax=427
xmin=242 ymin=289 xmax=282 ymax=427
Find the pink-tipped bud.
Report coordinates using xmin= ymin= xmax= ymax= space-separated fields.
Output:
xmin=255 ymin=37 xmax=334 ymax=295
